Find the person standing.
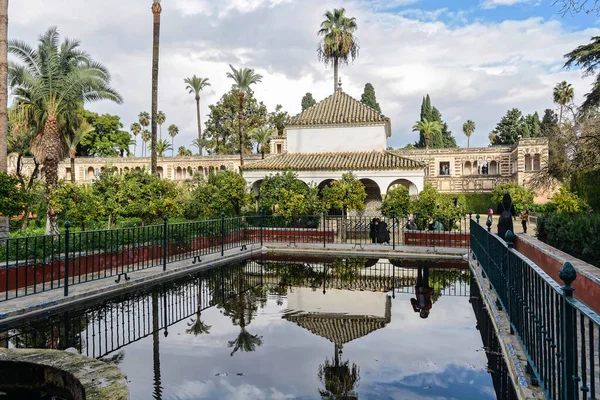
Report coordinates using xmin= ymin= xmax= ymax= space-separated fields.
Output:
xmin=377 ymin=218 xmax=390 ymax=244
xmin=410 ymin=266 xmax=433 ymax=319
xmin=487 ymin=207 xmax=494 ymax=225
xmin=369 ymin=218 xmax=378 ymax=243
xmin=521 ymin=209 xmax=529 ymax=234
xmin=496 ymin=193 xmax=516 ymax=240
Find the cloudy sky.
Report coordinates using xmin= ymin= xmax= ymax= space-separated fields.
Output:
xmin=8 ymin=0 xmax=600 ymax=153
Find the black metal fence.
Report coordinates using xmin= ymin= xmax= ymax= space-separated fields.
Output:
xmin=471 ymin=218 xmax=600 ymax=400
xmin=0 ymin=212 xmax=471 ymax=303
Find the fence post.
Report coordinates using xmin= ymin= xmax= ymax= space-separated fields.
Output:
xmin=559 ymin=261 xmax=578 ymax=400
xmin=259 ymin=209 xmax=263 ymax=246
xmin=322 ymin=209 xmax=327 ymax=248
xmin=476 ymin=214 xmax=480 ymax=224
xmin=163 ymin=215 xmax=168 ymax=271
xmin=486 ymin=217 xmax=492 ymax=232
xmin=221 ymin=212 xmax=225 ymax=256
xmin=392 ymin=211 xmax=396 ymax=250
xmin=64 ymin=221 xmax=71 ymax=297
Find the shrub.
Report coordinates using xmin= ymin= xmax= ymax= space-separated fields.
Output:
xmin=381 ymin=186 xmax=411 ymax=217
xmin=551 ymin=187 xmax=588 ymax=214
xmin=571 ymin=169 xmax=600 ymax=212
xmin=537 ymin=213 xmax=600 ymax=267
xmin=491 ymin=183 xmax=535 ymax=214
xmin=528 ymin=203 xmax=558 ymax=214
xmin=438 ymin=193 xmax=494 ymax=215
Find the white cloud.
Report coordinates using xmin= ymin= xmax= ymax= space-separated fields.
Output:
xmin=480 ymin=0 xmax=533 ymax=9
xmin=7 ymin=0 xmax=598 ymax=151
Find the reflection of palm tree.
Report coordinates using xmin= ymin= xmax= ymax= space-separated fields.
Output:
xmin=152 ymin=291 xmax=162 ymax=400
xmin=187 ymin=281 xmax=212 ymax=336
xmin=228 ymin=327 xmax=263 ymax=356
xmin=220 ymin=290 xmax=264 ymax=357
xmin=318 ymin=344 xmax=360 ymax=399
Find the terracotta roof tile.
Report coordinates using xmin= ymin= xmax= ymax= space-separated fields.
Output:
xmin=287 ymin=90 xmax=389 ymax=127
xmin=241 ymin=151 xmax=424 ymax=171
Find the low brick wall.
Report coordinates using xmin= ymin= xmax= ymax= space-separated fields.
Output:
xmin=245 ymin=228 xmax=334 ymax=243
xmin=404 ymin=231 xmax=470 ymax=248
xmin=514 ymin=235 xmax=600 ymax=313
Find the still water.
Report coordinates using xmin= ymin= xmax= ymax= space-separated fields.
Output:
xmin=1 ymin=256 xmax=516 ymax=400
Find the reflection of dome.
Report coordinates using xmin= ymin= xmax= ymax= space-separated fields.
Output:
xmin=283 ymin=289 xmax=392 ymax=347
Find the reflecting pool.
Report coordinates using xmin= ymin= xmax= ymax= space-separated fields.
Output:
xmin=0 ymin=256 xmax=517 ymax=400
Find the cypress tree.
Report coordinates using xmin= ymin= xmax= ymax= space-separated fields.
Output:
xmin=301 ymin=93 xmax=316 ymax=111
xmin=360 ymin=83 xmax=381 ymax=112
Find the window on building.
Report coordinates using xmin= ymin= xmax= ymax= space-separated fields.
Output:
xmin=277 ymin=144 xmax=282 ymax=154
xmin=439 ymin=162 xmax=450 ymax=176
xmin=533 ymin=154 xmax=541 ymax=171
xmin=524 ymin=154 xmax=532 ymax=172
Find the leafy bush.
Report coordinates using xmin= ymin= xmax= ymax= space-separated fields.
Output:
xmin=551 ymin=187 xmax=588 ymax=214
xmin=571 ymin=169 xmax=600 ymax=212
xmin=438 ymin=193 xmax=494 ymax=215
xmin=491 ymin=182 xmax=535 ymax=214
xmin=528 ymin=203 xmax=558 ymax=214
xmin=186 ymin=170 xmax=252 ymax=219
xmin=537 ymin=213 xmax=600 ymax=267
xmin=0 ymin=172 xmax=30 ymax=217
xmin=381 ymin=185 xmax=411 ymax=217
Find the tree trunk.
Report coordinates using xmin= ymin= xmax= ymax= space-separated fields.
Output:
xmin=152 ymin=292 xmax=162 ymax=400
xmin=425 ymin=134 xmax=429 ymax=151
xmin=239 ymin=92 xmax=245 ymax=166
xmin=467 ymin=136 xmax=470 ymax=149
xmin=333 ymin=57 xmax=339 ymax=93
xmin=559 ymin=104 xmax=563 ymax=126
xmin=20 ymin=205 xmax=30 ymax=232
xmin=150 ymin=8 xmax=161 ymax=175
xmin=171 ymin=137 xmax=174 ymax=157
xmin=70 ymin=156 xmax=76 ymax=183
xmin=0 ymin=0 xmax=8 ymax=240
xmin=261 ymin=147 xmax=264 ymax=159
xmin=196 ymin=95 xmax=202 ymax=156
xmin=43 ymin=115 xmax=61 ymax=236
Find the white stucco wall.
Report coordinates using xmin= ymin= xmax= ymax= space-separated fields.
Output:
xmin=286 ymin=125 xmax=387 ymax=153
xmin=287 ymin=287 xmax=389 ymax=317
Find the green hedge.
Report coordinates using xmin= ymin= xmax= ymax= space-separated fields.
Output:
xmin=571 ymin=169 xmax=600 ymax=211
xmin=536 ymin=213 xmax=600 ymax=267
xmin=439 ymin=193 xmax=494 ymax=215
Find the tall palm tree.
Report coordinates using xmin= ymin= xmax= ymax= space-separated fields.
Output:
xmin=150 ymin=0 xmax=163 ymax=175
xmin=157 ymin=110 xmax=165 ymax=140
xmin=139 ymin=111 xmax=150 ymax=130
xmin=8 ymin=27 xmax=122 ymax=234
xmin=130 ymin=122 xmax=141 ymax=157
xmin=168 ymin=124 xmax=178 ymax=157
xmin=317 ymin=8 xmax=359 ymax=93
xmin=156 ymin=138 xmax=171 ymax=157
xmin=553 ymin=81 xmax=574 ymax=125
xmin=226 ymin=64 xmax=263 ymax=166
xmin=65 ymin=120 xmax=94 ymax=183
xmin=0 ymin=0 xmax=9 ymax=239
xmin=184 ymin=75 xmax=210 ymax=155
xmin=191 ymin=138 xmax=203 ymax=155
xmin=462 ymin=120 xmax=475 ymax=149
xmin=151 ymin=292 xmax=162 ymax=400
xmin=412 ymin=118 xmax=443 ymax=150
xmin=141 ymin=129 xmax=151 ymax=158
xmin=177 ymin=146 xmax=192 ymax=157
xmin=250 ymin=126 xmax=272 ymax=159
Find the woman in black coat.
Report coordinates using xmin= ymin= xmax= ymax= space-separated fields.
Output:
xmin=377 ymin=219 xmax=390 ymax=244
xmin=369 ymin=218 xmax=378 ymax=243
xmin=496 ymin=193 xmax=516 ymax=240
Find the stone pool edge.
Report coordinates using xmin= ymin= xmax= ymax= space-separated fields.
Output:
xmin=469 ymin=254 xmax=546 ymax=400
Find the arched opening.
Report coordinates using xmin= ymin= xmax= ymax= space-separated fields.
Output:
xmin=123 ymin=167 xmax=130 ymax=174
xmin=209 ymin=166 xmax=214 ymax=175
xmin=533 ymin=154 xmax=541 ymax=171
xmin=157 ymin=166 xmax=163 ymax=178
xmin=463 ymin=161 xmax=472 ymax=176
xmin=318 ymin=179 xmax=336 ymax=191
xmin=489 ymin=161 xmax=498 ymax=175
xmin=359 ymin=179 xmax=382 ymax=214
xmin=135 ymin=167 xmax=141 ymax=171
xmin=317 ymin=179 xmax=341 ymax=216
xmin=176 ymin=167 xmax=183 ymax=180
xmin=524 ymin=154 xmax=532 ymax=172
xmin=387 ymin=179 xmax=418 ymax=196
xmin=220 ymin=165 xmax=226 ymax=171
xmin=87 ymin=167 xmax=95 ymax=180
xmin=251 ymin=179 xmax=264 ymax=212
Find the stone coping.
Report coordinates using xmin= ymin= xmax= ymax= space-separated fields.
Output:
xmin=516 ymin=234 xmax=600 ymax=287
xmin=0 ymin=348 xmax=128 ymax=400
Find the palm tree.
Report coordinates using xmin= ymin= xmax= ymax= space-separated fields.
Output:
xmin=184 ymin=75 xmax=210 ymax=155
xmin=226 ymin=65 xmax=263 ymax=166
xmin=412 ymin=118 xmax=443 ymax=150
xmin=553 ymin=81 xmax=574 ymax=125
xmin=157 ymin=110 xmax=165 ymax=140
xmin=156 ymin=139 xmax=172 ymax=157
xmin=141 ymin=129 xmax=151 ymax=158
xmin=177 ymin=146 xmax=192 ymax=156
xmin=150 ymin=0 xmax=163 ymax=175
xmin=65 ymin=120 xmax=94 ymax=183
xmin=8 ymin=27 xmax=122 ymax=234
xmin=139 ymin=111 xmax=150 ymax=130
xmin=168 ymin=124 xmax=178 ymax=157
xmin=462 ymin=120 xmax=475 ymax=148
xmin=317 ymin=8 xmax=359 ymax=93
xmin=318 ymin=345 xmax=360 ymax=399
xmin=191 ymin=138 xmax=203 ymax=155
xmin=250 ymin=126 xmax=272 ymax=159
xmin=0 ymin=0 xmax=9 ymax=239
xmin=130 ymin=122 xmax=141 ymax=157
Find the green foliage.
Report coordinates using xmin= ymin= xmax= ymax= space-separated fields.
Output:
xmin=204 ymin=87 xmax=268 ymax=154
xmin=413 ymin=118 xmax=443 ymax=149
xmin=410 ymin=184 xmax=466 ymax=230
xmin=491 ymin=183 xmax=535 ymax=214
xmin=258 ymin=171 xmax=320 ymax=216
xmin=78 ymin=111 xmax=130 ymax=157
xmin=528 ymin=202 xmax=558 ymax=214
xmin=551 ymin=187 xmax=588 ymax=213
xmin=570 ymin=169 xmax=600 ymax=212
xmin=268 ymin=104 xmax=288 ymax=137
xmin=490 ymin=108 xmax=526 ymax=145
xmin=540 ymin=109 xmax=558 ymax=137
xmin=49 ymin=182 xmax=104 ymax=230
xmin=301 ymin=93 xmax=316 ymax=111
xmin=537 ymin=213 xmax=600 ymax=267
xmin=187 ymin=170 xmax=252 ymax=218
xmin=415 ymin=95 xmax=457 ymax=148
xmin=380 ymin=185 xmax=411 ymax=217
xmin=0 ymin=172 xmax=30 ymax=217
xmin=438 ymin=193 xmax=494 ymax=215
xmin=524 ymin=112 xmax=541 ymax=137
xmin=317 ymin=8 xmax=359 ymax=69
xmin=360 ymin=83 xmax=381 ymax=113
xmin=321 ymin=172 xmax=366 ymax=213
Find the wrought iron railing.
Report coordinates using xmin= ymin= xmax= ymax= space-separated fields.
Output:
xmin=471 ymin=217 xmax=600 ymax=400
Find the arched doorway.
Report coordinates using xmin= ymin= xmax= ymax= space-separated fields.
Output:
xmin=463 ymin=161 xmax=472 ymax=176
xmin=489 ymin=161 xmax=498 ymax=175
xmin=157 ymin=166 xmax=163 ymax=178
xmin=387 ymin=179 xmax=418 ymax=196
xmin=359 ymin=179 xmax=382 ymax=214
xmin=176 ymin=167 xmax=183 ymax=180
xmin=87 ymin=167 xmax=95 ymax=180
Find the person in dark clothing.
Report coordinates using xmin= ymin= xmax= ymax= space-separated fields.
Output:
xmin=410 ymin=266 xmax=433 ymax=319
xmin=369 ymin=218 xmax=378 ymax=243
xmin=377 ymin=219 xmax=390 ymax=244
xmin=496 ymin=193 xmax=516 ymax=240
